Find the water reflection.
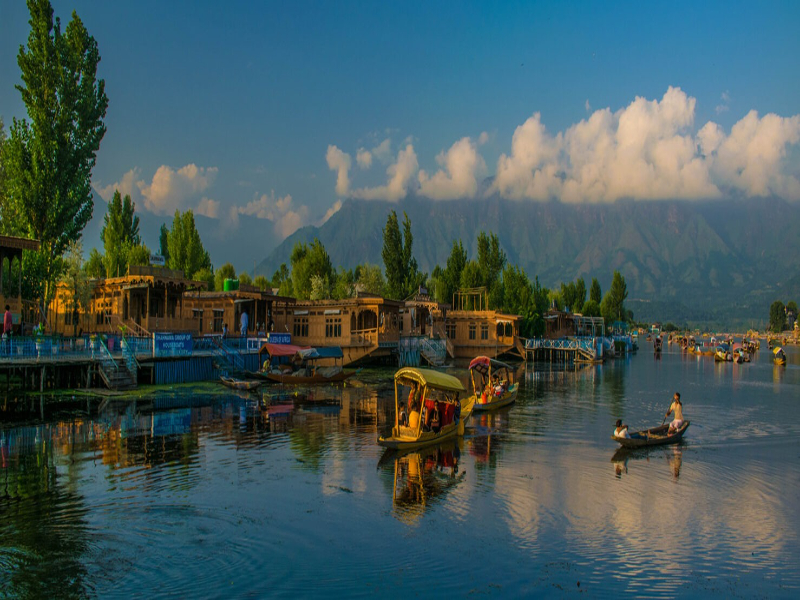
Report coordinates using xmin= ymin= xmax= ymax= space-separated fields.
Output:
xmin=611 ymin=445 xmax=684 ymax=480
xmin=378 ymin=441 xmax=464 ymax=524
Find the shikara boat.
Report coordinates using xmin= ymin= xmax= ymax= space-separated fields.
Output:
xmin=612 ymin=421 xmax=690 ymax=448
xmin=468 ymin=356 xmax=519 ymax=411
xmin=714 ymin=344 xmax=732 ymax=362
xmin=773 ymin=347 xmax=787 ymax=366
xmin=220 ymin=376 xmax=261 ymax=391
xmin=256 ymin=343 xmax=356 ymax=384
xmin=654 ymin=337 xmax=663 ymax=354
xmin=378 ymin=367 xmax=475 ymax=451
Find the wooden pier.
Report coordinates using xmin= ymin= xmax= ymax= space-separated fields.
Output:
xmin=524 ymin=338 xmax=601 ymax=364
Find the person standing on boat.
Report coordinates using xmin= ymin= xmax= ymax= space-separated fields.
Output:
xmin=666 ymin=392 xmax=684 ymax=434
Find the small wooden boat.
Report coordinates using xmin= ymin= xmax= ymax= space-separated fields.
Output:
xmin=378 ymin=367 xmax=475 ymax=451
xmin=612 ymin=421 xmax=690 ymax=448
xmin=468 ymin=356 xmax=518 ymax=411
xmin=654 ymin=336 xmax=663 ymax=354
xmin=256 ymin=343 xmax=355 ymax=385
xmin=220 ymin=376 xmax=261 ymax=391
xmin=773 ymin=347 xmax=787 ymax=366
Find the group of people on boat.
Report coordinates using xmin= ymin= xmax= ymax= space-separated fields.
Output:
xmin=480 ymin=374 xmax=508 ymax=403
xmin=613 ymin=392 xmax=685 ymax=439
xmin=398 ymin=383 xmax=444 ymax=433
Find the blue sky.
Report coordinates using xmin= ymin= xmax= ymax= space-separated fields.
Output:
xmin=2 ymin=1 xmax=799 ymax=256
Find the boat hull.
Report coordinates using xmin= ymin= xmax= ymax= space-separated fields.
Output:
xmin=220 ymin=377 xmax=261 ymax=391
xmin=378 ymin=397 xmax=475 ymax=450
xmin=612 ymin=421 xmax=690 ymax=448
xmin=472 ymin=383 xmax=518 ymax=412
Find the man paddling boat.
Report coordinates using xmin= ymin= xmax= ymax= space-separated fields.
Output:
xmin=665 ymin=392 xmax=684 ymax=435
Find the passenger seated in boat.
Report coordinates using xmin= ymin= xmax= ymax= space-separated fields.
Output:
xmin=398 ymin=404 xmax=408 ymax=427
xmin=420 ymin=402 xmax=430 ymax=432
xmin=430 ymin=401 xmax=441 ymax=433
xmin=408 ymin=402 xmax=420 ymax=430
xmin=614 ymin=419 xmax=630 ymax=438
xmin=666 ymin=392 xmax=684 ymax=434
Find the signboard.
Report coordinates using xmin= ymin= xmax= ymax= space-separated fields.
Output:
xmin=153 ymin=332 xmax=193 ymax=357
xmin=150 ymin=254 xmax=166 ymax=267
xmin=268 ymin=332 xmax=291 ymax=345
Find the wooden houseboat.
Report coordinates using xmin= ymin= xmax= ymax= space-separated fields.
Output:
xmin=0 ymin=235 xmax=41 ymax=334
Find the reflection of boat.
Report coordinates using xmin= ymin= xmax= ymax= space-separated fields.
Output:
xmin=256 ymin=343 xmax=356 ymax=384
xmin=220 ymin=376 xmax=261 ymax=391
xmin=468 ymin=356 xmax=519 ymax=411
xmin=612 ymin=422 xmax=690 ymax=448
xmin=381 ymin=441 xmax=465 ymax=523
xmin=610 ymin=445 xmax=683 ymax=479
xmin=773 ymin=347 xmax=787 ymax=366
xmin=377 ymin=367 xmax=474 ymax=451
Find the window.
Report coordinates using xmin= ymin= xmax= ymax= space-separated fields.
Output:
xmin=481 ymin=324 xmax=489 ymax=340
xmin=192 ymin=309 xmax=204 ymax=332
xmin=506 ymin=322 xmax=514 ymax=337
xmin=293 ymin=317 xmax=309 ymax=337
xmin=212 ymin=310 xmax=224 ymax=333
xmin=446 ymin=324 xmax=456 ymax=339
xmin=469 ymin=324 xmax=476 ymax=340
xmin=325 ymin=317 xmax=342 ymax=338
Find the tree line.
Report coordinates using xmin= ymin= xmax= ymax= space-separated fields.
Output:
xmin=0 ymin=1 xmax=630 ymax=339
xmin=769 ymin=300 xmax=798 ymax=334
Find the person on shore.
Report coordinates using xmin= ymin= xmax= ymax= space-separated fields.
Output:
xmin=614 ymin=419 xmax=630 ymax=438
xmin=222 ymin=323 xmax=228 ymax=338
xmin=240 ymin=311 xmax=249 ymax=336
xmin=666 ymin=392 xmax=684 ymax=434
xmin=3 ymin=305 xmax=12 ymax=337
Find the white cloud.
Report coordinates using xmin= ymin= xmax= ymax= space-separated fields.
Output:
xmin=356 ymin=148 xmax=372 ymax=169
xmin=195 ymin=197 xmax=220 ymax=219
xmin=707 ymin=110 xmax=800 ymax=199
xmin=326 ymin=145 xmax=352 ymax=196
xmin=716 ymin=90 xmax=731 ymax=115
xmin=139 ymin=164 xmax=218 ymax=214
xmin=353 ymin=144 xmax=419 ymax=201
xmin=418 ymin=137 xmax=487 ymax=200
xmin=94 ymin=168 xmax=144 ymax=203
xmin=372 ymin=138 xmax=392 ymax=163
xmin=585 ymin=99 xmax=591 ymax=112
xmin=319 ymin=200 xmax=343 ymax=225
xmin=234 ymin=191 xmax=310 ymax=238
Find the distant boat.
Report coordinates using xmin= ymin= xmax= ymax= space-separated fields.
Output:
xmin=256 ymin=343 xmax=356 ymax=385
xmin=612 ymin=422 xmax=690 ymax=448
xmin=468 ymin=356 xmax=518 ymax=411
xmin=220 ymin=376 xmax=261 ymax=391
xmin=773 ymin=347 xmax=787 ymax=366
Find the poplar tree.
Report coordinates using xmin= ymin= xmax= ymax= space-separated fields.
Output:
xmin=381 ymin=210 xmax=423 ymax=300
xmin=166 ymin=210 xmax=211 ymax=279
xmin=2 ymin=0 xmax=108 ymax=308
xmin=101 ymin=190 xmax=141 ymax=277
xmin=590 ymin=278 xmax=602 ymax=304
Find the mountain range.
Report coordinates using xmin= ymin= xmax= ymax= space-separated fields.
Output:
xmin=255 ymin=195 xmax=800 ymax=329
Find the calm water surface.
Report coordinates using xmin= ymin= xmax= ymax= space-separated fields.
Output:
xmin=1 ymin=345 xmax=799 ymax=598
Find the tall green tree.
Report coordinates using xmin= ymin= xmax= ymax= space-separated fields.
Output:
xmin=601 ymin=271 xmax=629 ymax=322
xmin=590 ymin=278 xmax=602 ymax=304
xmin=477 ymin=231 xmax=507 ymax=308
xmin=355 ymin=264 xmax=386 ymax=297
xmin=0 ymin=118 xmax=6 ymax=220
xmin=101 ymin=190 xmax=141 ymax=277
xmin=574 ymin=278 xmax=586 ymax=311
xmin=290 ymin=238 xmax=335 ymax=300
xmin=381 ymin=211 xmax=423 ymax=299
xmin=254 ymin=275 xmax=270 ymax=291
xmin=271 ymin=264 xmax=290 ymax=289
xmin=439 ymin=240 xmax=467 ymax=304
xmin=166 ymin=210 xmax=211 ymax=279
xmin=238 ymin=272 xmax=253 ymax=286
xmin=158 ymin=223 xmax=170 ymax=262
xmin=83 ymin=248 xmax=105 ymax=279
xmin=2 ymin=0 xmax=108 ymax=308
xmin=769 ymin=300 xmax=786 ymax=333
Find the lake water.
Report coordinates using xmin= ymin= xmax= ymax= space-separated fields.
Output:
xmin=1 ymin=343 xmax=799 ymax=598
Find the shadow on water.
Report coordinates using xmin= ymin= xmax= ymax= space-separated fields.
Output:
xmin=611 ymin=444 xmax=685 ymax=481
